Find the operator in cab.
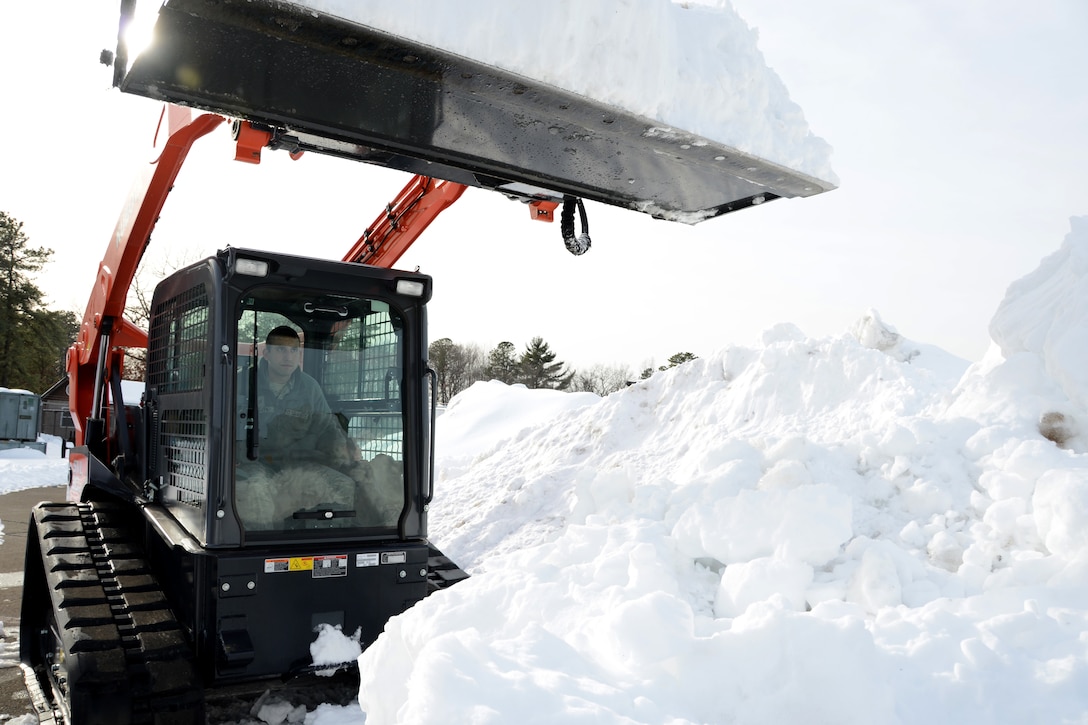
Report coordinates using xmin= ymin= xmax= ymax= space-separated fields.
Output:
xmin=235 ymin=326 xmax=365 ymax=530
xmin=257 ymin=326 xmax=357 ymax=467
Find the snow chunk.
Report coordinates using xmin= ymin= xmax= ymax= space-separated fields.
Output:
xmin=310 ymin=624 xmax=362 ymax=675
xmin=1033 ymin=468 xmax=1088 ymax=559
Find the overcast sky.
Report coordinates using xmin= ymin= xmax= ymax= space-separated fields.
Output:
xmin=1 ymin=1 xmax=1085 ymax=372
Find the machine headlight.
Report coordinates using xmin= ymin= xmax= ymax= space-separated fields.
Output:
xmin=395 ymin=279 xmax=425 ymax=297
xmin=234 ymin=258 xmax=270 ymax=277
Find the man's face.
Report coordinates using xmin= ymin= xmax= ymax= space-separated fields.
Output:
xmin=264 ymin=336 xmax=300 ymax=381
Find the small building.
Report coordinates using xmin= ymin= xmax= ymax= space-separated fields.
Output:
xmin=0 ymin=387 xmax=45 ymax=453
xmin=40 ymin=378 xmax=75 ymax=441
xmin=39 ymin=377 xmax=145 ymax=442
xmin=0 ymin=388 xmax=40 ymax=440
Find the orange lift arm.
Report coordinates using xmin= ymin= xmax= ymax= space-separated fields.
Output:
xmin=69 ymin=114 xmax=557 ymax=446
xmin=340 ymin=176 xmax=562 ymax=267
xmin=68 ymin=107 xmax=227 ymax=446
xmin=343 ymin=176 xmax=468 ymax=268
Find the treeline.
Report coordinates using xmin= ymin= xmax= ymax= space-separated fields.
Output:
xmin=429 ymin=337 xmax=697 ymax=404
xmin=1 ymin=209 xmax=698 ymax=400
xmin=0 ymin=212 xmax=78 ymax=393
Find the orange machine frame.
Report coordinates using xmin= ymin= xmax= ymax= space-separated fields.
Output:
xmin=67 ymin=108 xmax=557 ymax=447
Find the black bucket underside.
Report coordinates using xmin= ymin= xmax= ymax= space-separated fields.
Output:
xmin=117 ymin=0 xmax=835 ymax=222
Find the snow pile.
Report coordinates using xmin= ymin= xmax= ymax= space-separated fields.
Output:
xmin=987 ymin=215 xmax=1088 ymax=422
xmin=0 ymin=435 xmax=67 ymax=494
xmin=288 ymin=0 xmax=835 ymax=184
xmin=436 ymin=383 xmax=598 ymax=462
xmin=356 ymin=217 xmax=1088 ymax=723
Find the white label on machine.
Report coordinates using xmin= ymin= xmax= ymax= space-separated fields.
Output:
xmin=311 ymin=555 xmax=348 ymax=578
xmin=356 ymin=552 xmax=380 ymax=568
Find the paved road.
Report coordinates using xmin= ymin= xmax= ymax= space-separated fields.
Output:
xmin=0 ymin=485 xmax=67 ymax=720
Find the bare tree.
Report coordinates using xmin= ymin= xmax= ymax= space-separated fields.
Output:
xmin=122 ymin=249 xmax=201 ymax=379
xmin=570 ymin=363 xmax=632 ymax=396
xmin=429 ymin=338 xmax=486 ymax=404
xmin=447 ymin=341 xmax=485 ymax=399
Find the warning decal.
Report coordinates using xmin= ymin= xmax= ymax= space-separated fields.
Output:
xmin=264 ymin=558 xmax=291 ymax=573
xmin=264 ymin=555 xmax=348 ymax=578
xmin=312 ymin=555 xmax=348 ymax=578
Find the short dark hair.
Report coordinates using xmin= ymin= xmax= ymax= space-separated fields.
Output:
xmin=266 ymin=326 xmax=300 ymax=345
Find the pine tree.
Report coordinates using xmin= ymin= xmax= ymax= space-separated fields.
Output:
xmin=663 ymin=352 xmax=697 ymax=368
xmin=518 ymin=336 xmax=573 ymax=390
xmin=640 ymin=352 xmax=698 ymax=380
xmin=484 ymin=341 xmax=519 ymax=384
xmin=19 ymin=308 xmax=78 ymax=392
xmin=0 ymin=211 xmax=58 ymax=389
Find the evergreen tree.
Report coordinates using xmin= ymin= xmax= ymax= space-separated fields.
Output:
xmin=663 ymin=351 xmax=697 ymax=369
xmin=484 ymin=341 xmax=519 ymax=384
xmin=19 ymin=308 xmax=78 ymax=392
xmin=639 ymin=352 xmax=698 ymax=380
xmin=0 ymin=211 xmax=65 ymax=390
xmin=518 ymin=336 xmax=573 ymax=390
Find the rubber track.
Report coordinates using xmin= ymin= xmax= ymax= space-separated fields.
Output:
xmin=33 ymin=502 xmax=204 ymax=725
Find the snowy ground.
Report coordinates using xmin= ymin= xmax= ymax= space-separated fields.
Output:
xmin=3 ymin=218 xmax=1086 ymax=724
xmin=0 ymin=438 xmax=67 ymax=496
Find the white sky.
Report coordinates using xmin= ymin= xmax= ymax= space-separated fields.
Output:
xmin=0 ymin=1 xmax=1085 ymax=372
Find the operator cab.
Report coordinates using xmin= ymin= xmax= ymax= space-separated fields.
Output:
xmin=144 ymin=247 xmax=433 ymax=548
xmin=234 ymin=289 xmax=406 ymax=536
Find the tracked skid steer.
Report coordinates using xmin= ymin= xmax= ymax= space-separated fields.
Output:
xmin=19 ymin=2 xmax=835 ymax=723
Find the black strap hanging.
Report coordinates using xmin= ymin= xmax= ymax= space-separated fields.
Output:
xmin=560 ymin=196 xmax=592 ymax=256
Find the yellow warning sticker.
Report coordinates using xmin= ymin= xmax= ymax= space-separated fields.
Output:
xmin=262 ymin=557 xmax=314 ymax=572
xmin=264 ymin=555 xmax=347 ymax=578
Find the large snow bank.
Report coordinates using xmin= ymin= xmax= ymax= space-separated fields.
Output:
xmin=287 ymin=0 xmax=836 ymax=184
xmin=988 ymin=215 xmax=1088 ymax=418
xmin=356 ymin=217 xmax=1088 ymax=723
